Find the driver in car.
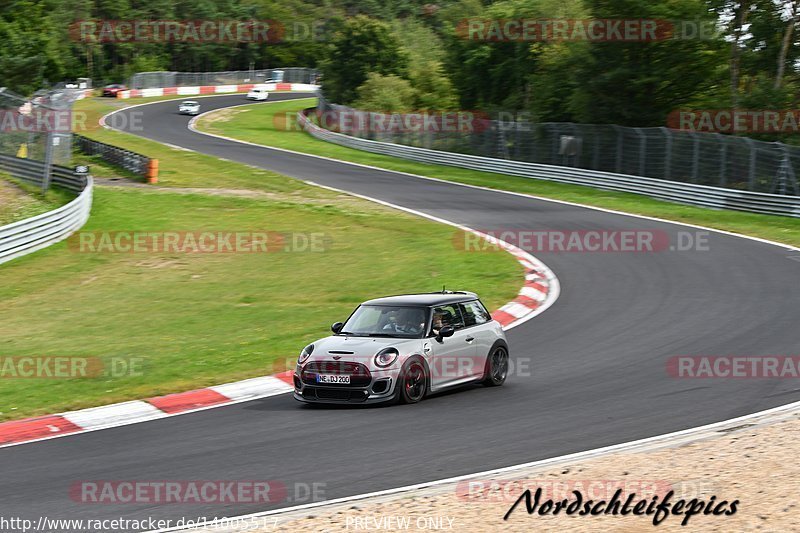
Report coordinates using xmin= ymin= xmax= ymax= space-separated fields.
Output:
xmin=383 ymin=310 xmax=425 ymax=335
xmin=430 ymin=310 xmax=447 ymax=336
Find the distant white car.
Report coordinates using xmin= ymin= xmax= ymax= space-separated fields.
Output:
xmin=246 ymin=87 xmax=269 ymax=101
xmin=178 ymin=101 xmax=200 ymax=115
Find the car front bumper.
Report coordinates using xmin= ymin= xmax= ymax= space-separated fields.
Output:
xmin=292 ymin=364 xmax=399 ymax=404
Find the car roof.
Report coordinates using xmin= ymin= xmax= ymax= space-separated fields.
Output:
xmin=361 ymin=291 xmax=479 ymax=307
xmin=181 ymin=101 xmax=199 ymax=104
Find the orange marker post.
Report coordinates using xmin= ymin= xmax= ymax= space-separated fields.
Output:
xmin=146 ymin=159 xmax=159 ymax=184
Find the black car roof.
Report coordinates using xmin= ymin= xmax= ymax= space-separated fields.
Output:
xmin=362 ymin=292 xmax=479 ymax=307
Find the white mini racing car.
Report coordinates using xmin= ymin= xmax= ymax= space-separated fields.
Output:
xmin=293 ymin=291 xmax=509 ymax=405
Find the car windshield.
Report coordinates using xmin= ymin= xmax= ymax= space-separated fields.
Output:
xmin=340 ymin=305 xmax=428 ymax=339
xmin=181 ymin=101 xmax=198 ymax=106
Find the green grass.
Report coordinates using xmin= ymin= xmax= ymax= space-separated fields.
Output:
xmin=75 ymin=94 xmax=325 ymax=192
xmin=197 ymin=98 xmax=800 ymax=248
xmin=0 ymin=98 xmax=521 ymax=421
xmin=0 ymin=175 xmax=73 ymax=226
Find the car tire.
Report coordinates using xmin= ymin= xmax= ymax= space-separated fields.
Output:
xmin=397 ymin=357 xmax=428 ymax=404
xmin=482 ymin=344 xmax=509 ymax=386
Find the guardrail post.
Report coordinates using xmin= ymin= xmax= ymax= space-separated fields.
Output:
xmin=661 ymin=127 xmax=672 ymax=180
xmin=635 ymin=128 xmax=646 ymax=176
xmin=592 ymin=126 xmax=601 ymax=169
xmin=551 ymin=125 xmax=560 ymax=164
xmin=570 ymin=123 xmax=580 ymax=167
xmin=717 ymin=133 xmax=727 ymax=187
xmin=41 ymin=131 xmax=55 ymax=194
xmin=745 ymin=138 xmax=756 ymax=191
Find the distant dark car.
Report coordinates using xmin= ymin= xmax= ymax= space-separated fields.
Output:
xmin=102 ymin=84 xmax=128 ymax=97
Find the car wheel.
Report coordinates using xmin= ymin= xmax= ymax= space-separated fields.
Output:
xmin=482 ymin=345 xmax=509 ymax=386
xmin=398 ymin=357 xmax=427 ymax=404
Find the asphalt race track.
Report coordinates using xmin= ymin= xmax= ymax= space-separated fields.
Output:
xmin=3 ymin=93 xmax=799 ymax=529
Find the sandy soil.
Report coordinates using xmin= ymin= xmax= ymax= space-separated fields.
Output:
xmin=245 ymin=412 xmax=800 ymax=532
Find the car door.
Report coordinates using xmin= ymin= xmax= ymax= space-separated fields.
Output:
xmin=428 ymin=304 xmax=477 ymax=391
xmin=459 ymin=300 xmax=496 ymax=375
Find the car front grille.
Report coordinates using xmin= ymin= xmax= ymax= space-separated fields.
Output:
xmin=301 ymin=361 xmax=371 ymax=387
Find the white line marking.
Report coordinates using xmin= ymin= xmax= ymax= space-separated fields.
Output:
xmin=0 ymin=94 xmax=550 ymax=450
xmin=181 ymin=98 xmax=799 ymax=255
xmin=0 ymin=387 xmax=290 ymax=450
xmin=95 ymin=96 xmax=800 ymax=533
xmin=150 ymin=397 xmax=800 ymax=532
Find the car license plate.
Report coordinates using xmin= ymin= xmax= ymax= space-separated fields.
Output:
xmin=316 ymin=374 xmax=350 ymax=384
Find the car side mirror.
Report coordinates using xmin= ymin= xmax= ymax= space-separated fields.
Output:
xmin=436 ymin=325 xmax=455 ymax=342
xmin=331 ymin=322 xmax=344 ymax=334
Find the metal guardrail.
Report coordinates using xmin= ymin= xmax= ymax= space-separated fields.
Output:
xmin=74 ymin=134 xmax=151 ymax=176
xmin=0 ymin=155 xmax=93 ymax=265
xmin=317 ymin=97 xmax=800 ymax=198
xmin=298 ymin=109 xmax=800 ymax=218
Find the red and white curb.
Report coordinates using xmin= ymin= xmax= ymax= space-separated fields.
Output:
xmin=116 ymin=83 xmax=319 ymax=99
xmin=0 ymin=238 xmax=556 ymax=449
xmin=0 ymin=373 xmax=294 ymax=448
xmin=0 ymin=97 xmax=559 ymax=449
xmin=485 ymin=236 xmax=556 ymax=329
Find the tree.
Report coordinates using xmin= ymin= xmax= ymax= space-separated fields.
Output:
xmin=320 ymin=15 xmax=408 ymax=104
xmin=353 ymin=73 xmax=416 ymax=111
xmin=393 ymin=19 xmax=458 ymax=110
xmin=567 ymin=0 xmax=726 ymax=125
xmin=0 ymin=1 xmax=65 ymax=94
xmin=409 ymin=61 xmax=458 ymax=110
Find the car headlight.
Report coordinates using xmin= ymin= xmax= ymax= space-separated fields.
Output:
xmin=298 ymin=343 xmax=314 ymax=364
xmin=374 ymin=348 xmax=399 ymax=368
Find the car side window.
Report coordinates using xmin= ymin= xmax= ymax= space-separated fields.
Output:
xmin=431 ymin=304 xmax=465 ymax=333
xmin=460 ymin=300 xmax=491 ymax=327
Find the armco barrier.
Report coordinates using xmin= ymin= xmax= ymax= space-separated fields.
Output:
xmin=298 ymin=110 xmax=800 ymax=218
xmin=74 ymin=134 xmax=151 ymax=176
xmin=0 ymin=155 xmax=93 ymax=265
